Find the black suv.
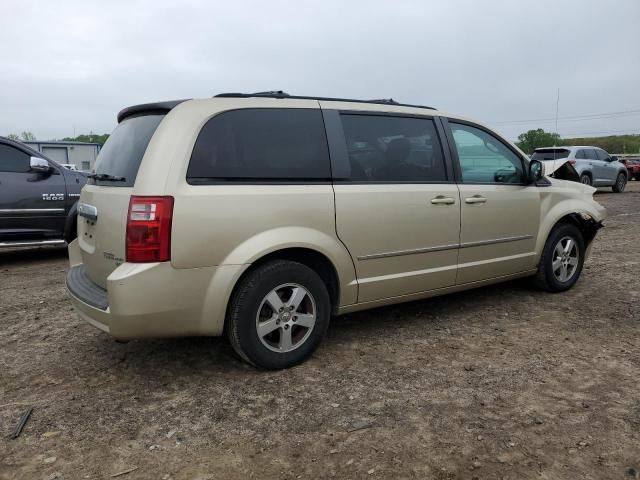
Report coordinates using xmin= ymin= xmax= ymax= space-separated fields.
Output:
xmin=0 ymin=136 xmax=86 ymax=248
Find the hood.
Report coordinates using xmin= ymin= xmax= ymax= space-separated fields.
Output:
xmin=549 ymin=176 xmax=597 ymax=196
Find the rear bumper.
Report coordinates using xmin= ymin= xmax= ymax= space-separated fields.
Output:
xmin=67 ymin=265 xmax=108 ymax=310
xmin=65 ymin=240 xmax=245 ymax=339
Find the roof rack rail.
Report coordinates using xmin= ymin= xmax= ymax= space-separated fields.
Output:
xmin=366 ymin=98 xmax=398 ymax=105
xmin=213 ymin=92 xmax=435 ymax=110
xmin=216 ymin=90 xmax=291 ymax=99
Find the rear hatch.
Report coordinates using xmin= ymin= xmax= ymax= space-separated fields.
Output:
xmin=78 ymin=114 xmax=165 ymax=288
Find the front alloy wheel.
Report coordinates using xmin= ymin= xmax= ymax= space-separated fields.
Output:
xmin=551 ymin=236 xmax=580 ymax=283
xmin=534 ymin=222 xmax=585 ymax=292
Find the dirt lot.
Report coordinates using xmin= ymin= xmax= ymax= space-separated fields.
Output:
xmin=1 ymin=183 xmax=639 ymax=480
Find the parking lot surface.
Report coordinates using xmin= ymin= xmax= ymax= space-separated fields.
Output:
xmin=1 ymin=183 xmax=639 ymax=480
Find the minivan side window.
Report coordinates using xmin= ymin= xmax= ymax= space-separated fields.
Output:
xmin=0 ymin=144 xmax=31 ymax=173
xmin=339 ymin=114 xmax=447 ymax=182
xmin=450 ymin=123 xmax=524 ymax=184
xmin=595 ymin=149 xmax=609 ymax=161
xmin=187 ymin=109 xmax=331 ymax=182
xmin=575 ymin=150 xmax=587 ymax=159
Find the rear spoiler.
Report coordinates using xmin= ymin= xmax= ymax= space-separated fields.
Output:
xmin=117 ymin=99 xmax=189 ymax=123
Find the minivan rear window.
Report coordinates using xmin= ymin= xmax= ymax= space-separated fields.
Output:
xmin=187 ymin=108 xmax=331 ymax=183
xmin=530 ymin=149 xmax=570 ymax=160
xmin=92 ymin=114 xmax=164 ymax=187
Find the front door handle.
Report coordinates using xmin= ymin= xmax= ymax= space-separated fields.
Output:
xmin=431 ymin=196 xmax=455 ymax=205
xmin=465 ymin=195 xmax=487 ymax=205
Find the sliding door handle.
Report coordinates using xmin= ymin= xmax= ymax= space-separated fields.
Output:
xmin=431 ymin=196 xmax=455 ymax=205
xmin=464 ymin=195 xmax=487 ymax=204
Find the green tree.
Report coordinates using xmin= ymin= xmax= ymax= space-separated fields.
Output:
xmin=6 ymin=133 xmax=20 ymax=141
xmin=516 ymin=129 xmax=561 ymax=154
xmin=62 ymin=132 xmax=109 ymax=145
xmin=20 ymin=131 xmax=36 ymax=141
xmin=559 ymin=134 xmax=640 ymax=154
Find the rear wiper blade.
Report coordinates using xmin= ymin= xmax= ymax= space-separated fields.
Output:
xmin=88 ymin=173 xmax=126 ymax=182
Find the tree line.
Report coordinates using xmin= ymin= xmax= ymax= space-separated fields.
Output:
xmin=5 ymin=132 xmax=110 ymax=144
xmin=516 ymin=129 xmax=640 ymax=155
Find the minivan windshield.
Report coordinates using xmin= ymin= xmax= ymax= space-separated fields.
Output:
xmin=530 ymin=148 xmax=570 ymax=161
xmin=92 ymin=114 xmax=164 ymax=187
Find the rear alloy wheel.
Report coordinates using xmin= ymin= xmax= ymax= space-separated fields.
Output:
xmin=580 ymin=173 xmax=592 ymax=186
xmin=534 ymin=223 xmax=585 ymax=292
xmin=612 ymin=172 xmax=626 ymax=193
xmin=255 ymin=283 xmax=317 ymax=353
xmin=227 ymin=260 xmax=330 ymax=369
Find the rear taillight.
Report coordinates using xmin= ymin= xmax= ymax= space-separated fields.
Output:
xmin=568 ymin=159 xmax=577 ymax=165
xmin=126 ymin=196 xmax=174 ymax=263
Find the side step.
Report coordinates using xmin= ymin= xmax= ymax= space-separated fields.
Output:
xmin=0 ymin=239 xmax=66 ymax=249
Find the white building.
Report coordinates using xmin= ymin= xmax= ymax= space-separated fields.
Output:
xmin=24 ymin=140 xmax=101 ymax=172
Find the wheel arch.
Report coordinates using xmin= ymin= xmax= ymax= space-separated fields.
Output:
xmin=200 ymin=228 xmax=358 ymax=335
xmin=537 ymin=208 xmax=602 ymax=264
xmin=551 ymin=212 xmax=600 ymax=246
xmin=231 ymin=247 xmax=344 ymax=315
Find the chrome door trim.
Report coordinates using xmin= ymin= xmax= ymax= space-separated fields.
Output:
xmin=459 ymin=234 xmax=533 ymax=249
xmin=0 ymin=239 xmax=66 ymax=248
xmin=357 ymin=235 xmax=533 ymax=261
xmin=357 ymin=243 xmax=459 ymax=261
xmin=0 ymin=208 xmax=65 ymax=213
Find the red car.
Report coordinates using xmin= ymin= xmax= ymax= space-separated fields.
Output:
xmin=619 ymin=158 xmax=640 ymax=180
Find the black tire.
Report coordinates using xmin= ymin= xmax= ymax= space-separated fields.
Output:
xmin=65 ymin=215 xmax=77 ymax=243
xmin=579 ymin=173 xmax=592 ymax=186
xmin=612 ymin=172 xmax=626 ymax=193
xmin=226 ymin=260 xmax=331 ymax=369
xmin=634 ymin=174 xmax=640 ymax=181
xmin=534 ymin=222 xmax=585 ymax=293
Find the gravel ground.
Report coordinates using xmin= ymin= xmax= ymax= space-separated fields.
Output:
xmin=1 ymin=182 xmax=639 ymax=480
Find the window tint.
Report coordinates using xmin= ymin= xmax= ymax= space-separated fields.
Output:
xmin=450 ymin=123 xmax=524 ymax=184
xmin=0 ymin=144 xmax=31 ymax=173
xmin=595 ymin=149 xmax=609 ymax=161
xmin=575 ymin=149 xmax=587 ymax=159
xmin=94 ymin=114 xmax=164 ymax=187
xmin=340 ymin=114 xmax=446 ymax=182
xmin=584 ymin=149 xmax=598 ymax=160
xmin=530 ymin=148 xmax=570 ymax=160
xmin=188 ymin=109 xmax=330 ymax=181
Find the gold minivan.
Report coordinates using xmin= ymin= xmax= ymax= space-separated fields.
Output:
xmin=66 ymin=92 xmax=606 ymax=369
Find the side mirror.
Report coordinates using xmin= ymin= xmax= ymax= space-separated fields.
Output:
xmin=30 ymin=156 xmax=51 ymax=173
xmin=528 ymin=159 xmax=545 ymax=183
xmin=609 ymin=156 xmax=618 ymax=162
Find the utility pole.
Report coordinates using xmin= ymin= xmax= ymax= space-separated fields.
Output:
xmin=554 ymin=88 xmax=560 ymax=144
